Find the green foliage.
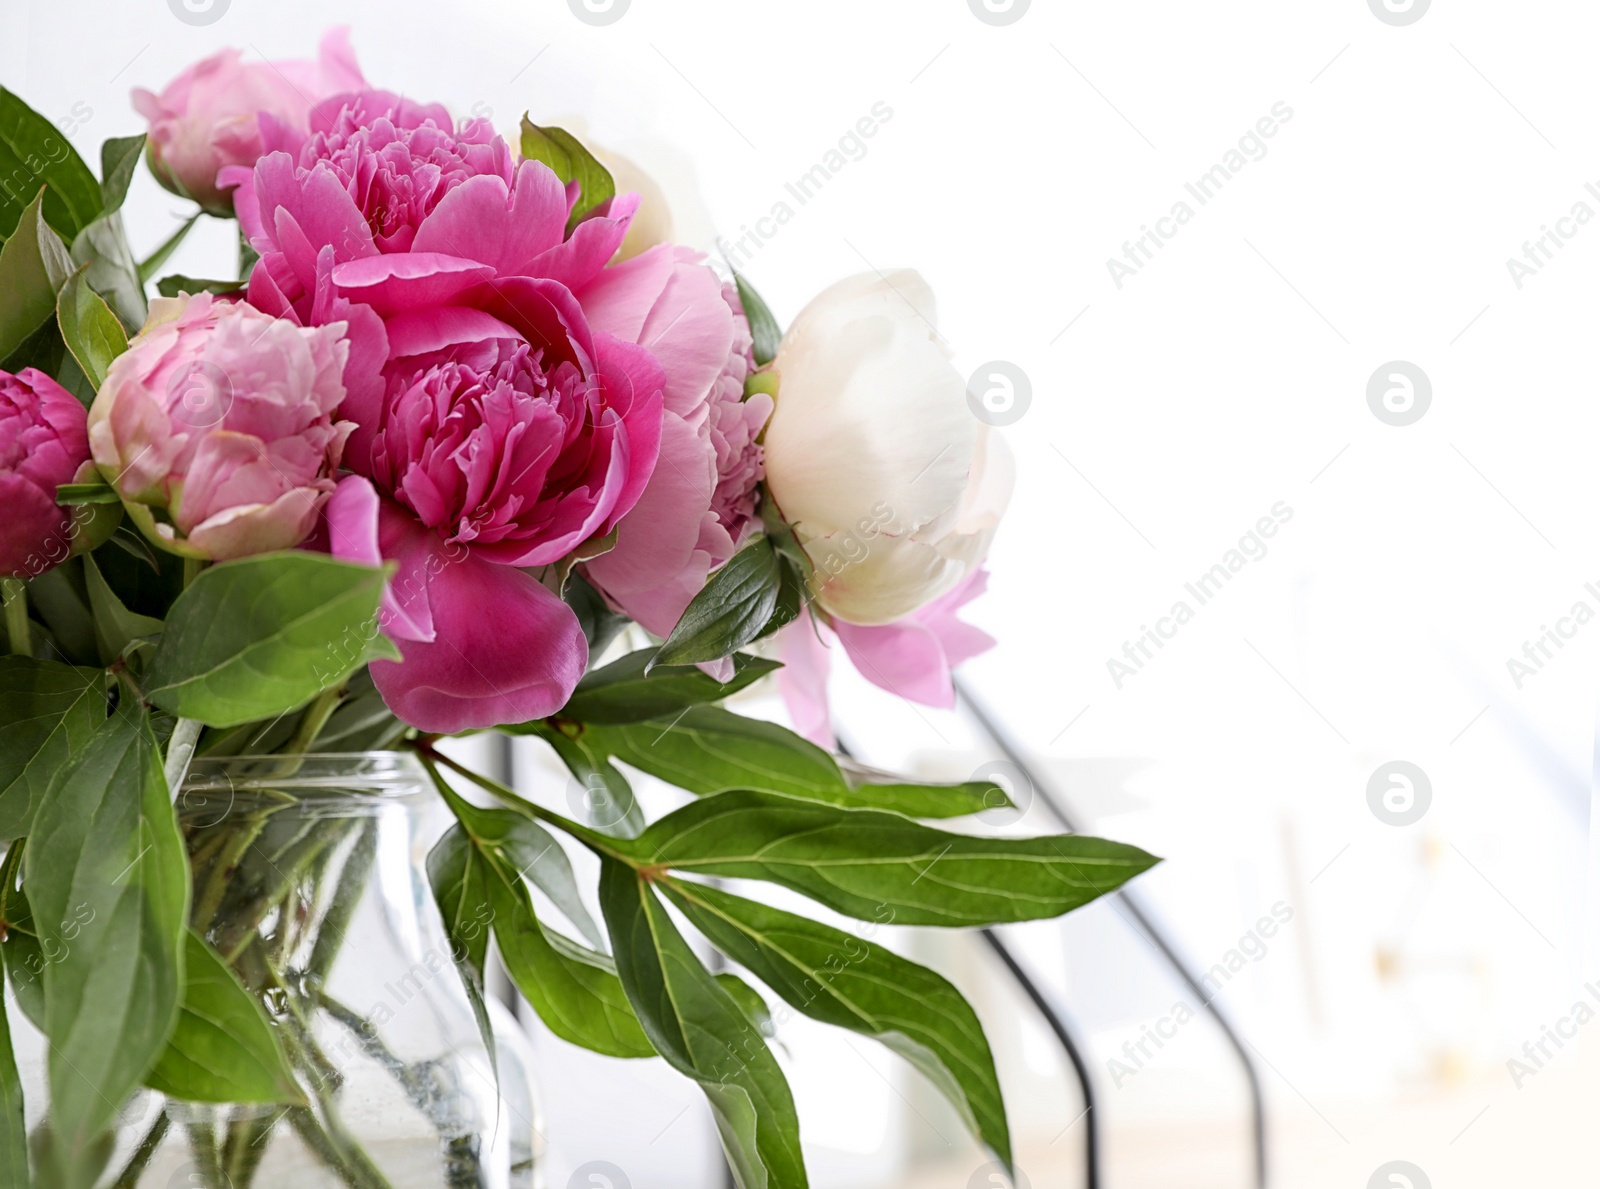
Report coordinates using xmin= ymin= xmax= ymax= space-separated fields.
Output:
xmin=145 ymin=553 xmax=399 ymax=728
xmin=654 ymin=537 xmax=798 ymax=667
xmin=423 ymin=763 xmax=653 ymax=1059
xmin=0 ymin=192 xmax=74 ymax=365
xmin=0 ymin=657 xmax=104 ymax=841
xmin=558 ymin=647 xmax=780 ymax=724
xmin=582 ymin=704 xmax=1004 ymax=817
xmin=733 ymin=271 xmax=781 ymax=367
xmin=55 ymin=267 xmax=127 ymax=390
xmin=0 ymin=89 xmax=101 ymax=244
xmin=664 ymin=879 xmax=1011 ymax=1170
xmin=601 ymin=860 xmax=807 ymax=1189
xmin=25 ymin=706 xmax=188 ymax=1170
xmin=145 ymin=930 xmax=304 ymax=1105
xmin=623 ymin=789 xmax=1159 ymax=927
xmin=518 ymin=118 xmax=616 ymax=232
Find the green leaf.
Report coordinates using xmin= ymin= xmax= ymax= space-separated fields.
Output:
xmin=2 ymin=876 xmax=45 ymax=1031
xmin=424 ymin=762 xmax=654 ymax=1059
xmin=524 ymin=721 xmax=643 ymax=838
xmin=518 ymin=118 xmax=616 ymax=232
xmin=654 ymin=538 xmax=784 ymax=668
xmin=426 ymin=824 xmax=500 ymax=1085
xmin=0 ymin=88 xmax=101 ymax=243
xmin=584 ymin=706 xmax=999 ymax=817
xmin=0 ymin=191 xmax=74 ymax=362
xmin=23 ymin=563 xmax=97 ymax=666
xmin=497 ymin=817 xmax=605 ymax=949
xmin=98 ymin=135 xmax=145 ymax=215
xmin=70 ymin=211 xmax=145 ymax=334
xmin=624 ymin=790 xmax=1160 ymax=927
xmin=558 ymin=647 xmax=781 ymax=724
xmin=0 ymin=949 xmax=28 ymax=1187
xmin=665 ymin=879 xmax=1011 ymax=1170
xmin=54 ymin=480 xmax=119 ymax=505
xmin=600 ymin=860 xmax=808 ymax=1189
xmin=145 ymin=552 xmax=399 ymax=728
xmin=25 ymin=706 xmax=188 ymax=1164
xmin=714 ymin=972 xmax=776 ymax=1039
xmin=56 ymin=266 xmax=128 ymax=389
xmin=82 ymin=553 xmax=161 ymax=665
xmin=155 ymin=274 xmax=244 ymax=299
xmin=138 ymin=214 xmax=200 ymax=284
xmin=564 ymin=571 xmax=628 ymax=658
xmin=146 ymin=930 xmax=304 ymax=1105
xmin=0 ymin=656 xmax=103 ymax=841
xmin=733 ymin=271 xmax=781 ymax=367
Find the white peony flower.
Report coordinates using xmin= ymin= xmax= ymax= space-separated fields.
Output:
xmin=764 ymin=271 xmax=1012 ymax=625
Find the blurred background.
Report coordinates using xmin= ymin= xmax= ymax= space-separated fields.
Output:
xmin=6 ymin=0 xmax=1599 ymax=1184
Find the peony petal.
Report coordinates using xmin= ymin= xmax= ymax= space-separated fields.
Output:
xmin=835 ymin=617 xmax=956 ymax=709
xmin=369 ymin=541 xmax=588 ymax=732
xmin=778 ymin=609 xmax=836 ymax=749
xmin=412 ymin=166 xmax=568 ymax=276
xmin=331 ymin=253 xmax=496 ymax=319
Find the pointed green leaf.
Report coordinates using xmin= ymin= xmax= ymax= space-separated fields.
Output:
xmin=25 ymin=706 xmax=188 ymax=1163
xmin=82 ymin=554 xmax=162 ymax=664
xmin=655 ymin=538 xmax=784 ymax=668
xmin=585 ymin=706 xmax=1000 ymax=818
xmin=145 ymin=552 xmax=400 ymax=728
xmin=98 ymin=135 xmax=145 ymax=215
xmin=424 ymin=761 xmax=654 ymax=1059
xmin=733 ymin=271 xmax=781 ymax=367
xmin=518 ymin=118 xmax=615 ymax=231
xmin=601 ymin=860 xmax=808 ymax=1189
xmin=0 ymin=89 xmax=101 ymax=242
xmin=665 ymin=879 xmax=1011 ymax=1170
xmin=56 ymin=267 xmax=128 ymax=390
xmin=0 ymin=656 xmax=103 ymax=841
xmin=625 ymin=790 xmax=1160 ymax=927
xmin=527 ymin=721 xmax=643 ymax=838
xmin=146 ymin=930 xmax=304 ymax=1105
xmin=155 ymin=274 xmax=244 ymax=299
xmin=138 ymin=215 xmax=200 ymax=284
xmin=556 ymin=647 xmax=780 ymax=724
xmin=0 ymin=191 xmax=74 ymax=362
xmin=427 ymin=824 xmax=500 ymax=1083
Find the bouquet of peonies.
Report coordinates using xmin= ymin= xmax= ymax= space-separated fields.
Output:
xmin=0 ymin=30 xmax=1154 ymax=1189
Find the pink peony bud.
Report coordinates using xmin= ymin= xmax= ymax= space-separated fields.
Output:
xmin=132 ymin=29 xmax=364 ymax=214
xmin=0 ymin=369 xmax=91 ymax=579
xmin=88 ymin=292 xmax=353 ymax=560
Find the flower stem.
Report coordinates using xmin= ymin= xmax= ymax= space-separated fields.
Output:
xmin=182 ymin=556 xmax=204 ymax=588
xmin=108 ymin=1108 xmax=169 ymax=1188
xmin=1 ymin=579 xmax=28 ymax=656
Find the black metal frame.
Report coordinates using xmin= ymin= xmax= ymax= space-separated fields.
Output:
xmin=954 ymin=676 xmax=1269 ymax=1189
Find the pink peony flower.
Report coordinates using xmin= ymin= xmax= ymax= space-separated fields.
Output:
xmin=0 ymin=370 xmax=91 ymax=579
xmin=88 ymin=292 xmax=353 ymax=560
xmin=133 ymin=29 xmax=365 ymax=215
xmin=237 ymin=106 xmax=664 ymax=732
xmin=778 ymin=570 xmax=996 ymax=748
xmin=577 ymin=245 xmax=772 ymax=635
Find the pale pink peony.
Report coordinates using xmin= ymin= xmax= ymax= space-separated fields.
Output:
xmin=88 ymin=293 xmax=353 ymax=560
xmin=133 ymin=29 xmax=365 ymax=214
xmin=0 ymin=370 xmax=91 ymax=579
xmin=236 ymin=106 xmax=665 ymax=732
xmin=578 ymin=246 xmax=772 ymax=636
xmin=779 ymin=570 xmax=996 ymax=748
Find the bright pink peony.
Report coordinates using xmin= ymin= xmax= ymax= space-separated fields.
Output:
xmin=238 ymin=103 xmax=664 ymax=732
xmin=778 ymin=570 xmax=996 ymax=747
xmin=88 ymin=293 xmax=353 ymax=560
xmin=134 ymin=29 xmax=364 ymax=214
xmin=577 ymin=245 xmax=772 ymax=635
xmin=0 ymin=370 xmax=91 ymax=579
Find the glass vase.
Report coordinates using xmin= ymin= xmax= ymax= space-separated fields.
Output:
xmin=14 ymin=752 xmax=542 ymax=1189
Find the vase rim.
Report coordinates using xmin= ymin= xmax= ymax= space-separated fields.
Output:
xmin=181 ymin=750 xmax=432 ymax=805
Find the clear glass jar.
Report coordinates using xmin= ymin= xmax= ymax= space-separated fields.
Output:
xmin=16 ymin=752 xmax=541 ymax=1189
